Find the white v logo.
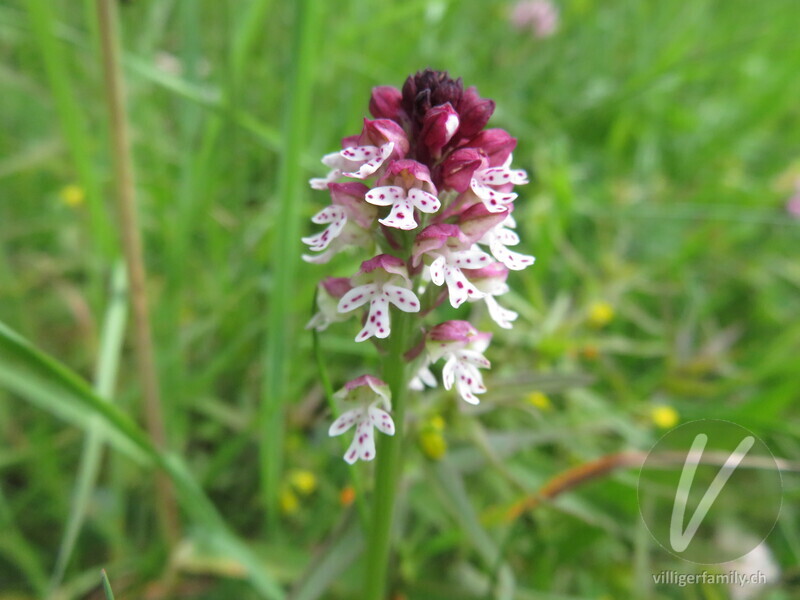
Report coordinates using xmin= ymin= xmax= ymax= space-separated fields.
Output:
xmin=670 ymin=433 xmax=755 ymax=552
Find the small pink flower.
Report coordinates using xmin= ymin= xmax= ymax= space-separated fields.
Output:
xmin=511 ymin=0 xmax=559 ymax=39
xmin=467 ymin=128 xmax=517 ymax=167
xmin=787 ymin=192 xmax=800 ymax=219
xmin=302 ymin=183 xmax=374 ymax=249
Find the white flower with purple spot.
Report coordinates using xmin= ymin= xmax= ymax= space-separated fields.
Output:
xmin=311 ymin=146 xmax=393 ymax=189
xmin=302 ymin=182 xmax=376 ymax=254
xmin=426 ymin=321 xmax=492 ymax=405
xmin=412 ymin=224 xmax=493 ymax=308
xmin=463 ymin=263 xmax=519 ymax=329
xmin=306 ymin=277 xmax=352 ymax=332
xmin=479 ymin=212 xmax=535 ymax=271
xmin=457 ymin=205 xmax=534 ymax=272
xmin=469 ymin=154 xmax=528 ymax=213
xmin=329 ymin=375 xmax=395 ymax=464
xmin=337 ymin=254 xmax=421 ymax=342
xmin=309 ymin=119 xmax=410 ymax=188
xmin=409 ymin=362 xmax=437 ymax=391
xmin=366 ymin=159 xmax=441 ymax=230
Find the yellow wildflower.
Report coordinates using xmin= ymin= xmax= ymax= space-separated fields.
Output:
xmin=59 ymin=184 xmax=85 ymax=208
xmin=588 ymin=301 xmax=614 ymax=328
xmin=279 ymin=487 xmax=299 ymax=515
xmin=419 ymin=430 xmax=447 ymax=460
xmin=651 ymin=405 xmax=679 ymax=429
xmin=526 ymin=391 xmax=552 ymax=411
xmin=418 ymin=415 xmax=447 ymax=460
xmin=428 ymin=415 xmax=445 ymax=431
xmin=288 ymin=469 xmax=317 ymax=496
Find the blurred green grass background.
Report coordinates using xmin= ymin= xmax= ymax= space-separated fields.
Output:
xmin=1 ymin=0 xmax=799 ymax=598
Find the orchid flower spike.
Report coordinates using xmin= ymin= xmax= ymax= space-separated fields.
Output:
xmin=304 ymin=70 xmax=537 ymax=462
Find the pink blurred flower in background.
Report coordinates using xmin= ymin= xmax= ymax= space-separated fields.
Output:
xmin=510 ymin=0 xmax=559 ymax=39
xmin=786 ymin=179 xmax=800 ymax=219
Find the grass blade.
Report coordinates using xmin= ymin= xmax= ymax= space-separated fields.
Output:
xmin=0 ymin=323 xmax=285 ymax=599
xmin=101 ymin=569 xmax=115 ymax=600
xmin=259 ymin=0 xmax=322 ymax=524
xmin=49 ymin=263 xmax=128 ymax=593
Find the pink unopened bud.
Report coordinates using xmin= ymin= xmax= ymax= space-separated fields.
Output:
xmin=439 ymin=148 xmax=487 ymax=193
xmin=467 ymin=129 xmax=517 ymax=167
xmin=344 ymin=374 xmax=388 ymax=393
xmin=458 ymin=203 xmax=512 ymax=242
xmin=420 ymin=102 xmax=460 ymax=159
xmin=328 ymin=182 xmax=374 ymax=228
xmin=411 ymin=224 xmax=467 ymax=265
xmin=461 ymin=262 xmax=509 ymax=284
xmin=341 ymin=134 xmax=360 ymax=149
xmin=456 ymin=87 xmax=496 ymax=140
xmin=428 ymin=320 xmax=479 ymax=343
xmin=379 ymin=159 xmax=436 ymax=194
xmin=359 ymin=118 xmax=410 ymax=157
xmin=369 ymin=86 xmax=406 ymax=123
xmin=359 ymin=253 xmax=410 ymax=283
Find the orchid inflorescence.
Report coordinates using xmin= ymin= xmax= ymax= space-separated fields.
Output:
xmin=303 ymin=70 xmax=535 ymax=463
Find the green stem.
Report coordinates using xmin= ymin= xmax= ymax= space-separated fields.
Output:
xmin=363 ymin=311 xmax=412 ymax=600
